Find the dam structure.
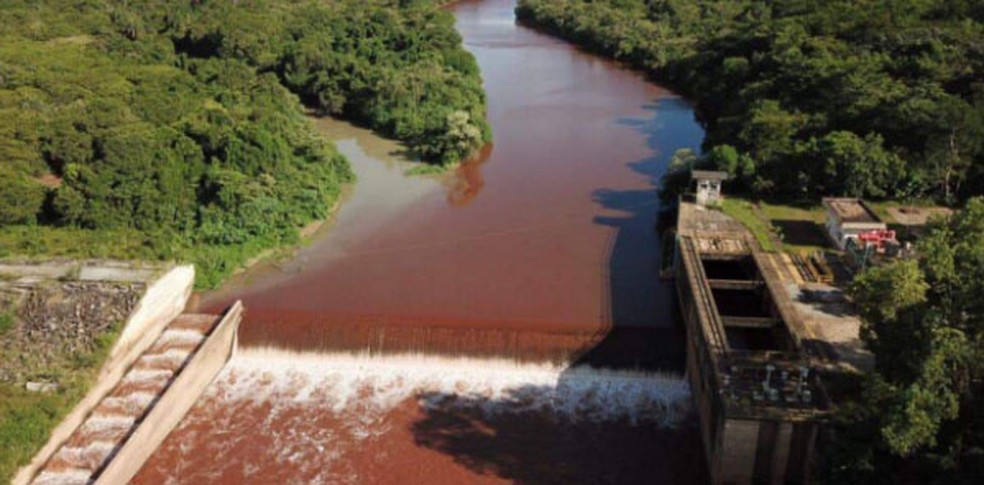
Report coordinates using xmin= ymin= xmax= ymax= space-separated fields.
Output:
xmin=673 ymin=200 xmax=832 ymax=484
xmin=4 ymin=262 xmax=243 ymax=485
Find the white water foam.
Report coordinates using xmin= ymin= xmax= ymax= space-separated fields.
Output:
xmin=101 ymin=391 xmax=156 ymax=414
xmin=81 ymin=415 xmax=135 ymax=434
xmin=217 ymin=348 xmax=692 ymax=425
xmin=122 ymin=369 xmax=173 ymax=385
xmin=32 ymin=469 xmax=91 ymax=485
xmin=137 ymin=349 xmax=191 ymax=369
xmin=52 ymin=441 xmax=117 ymax=470
xmin=157 ymin=329 xmax=204 ymax=347
xmin=138 ymin=349 xmax=694 ymax=484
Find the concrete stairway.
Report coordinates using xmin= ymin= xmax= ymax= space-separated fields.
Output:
xmin=32 ymin=315 xmax=220 ymax=485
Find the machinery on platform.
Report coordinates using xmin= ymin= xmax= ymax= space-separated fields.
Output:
xmin=846 ymin=228 xmax=900 ymax=270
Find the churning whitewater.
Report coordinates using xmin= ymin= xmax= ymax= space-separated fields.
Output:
xmin=218 ymin=349 xmax=690 ymax=424
xmin=137 ymin=349 xmax=692 ymax=484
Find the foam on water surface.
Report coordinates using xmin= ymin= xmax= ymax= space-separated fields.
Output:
xmin=32 ymin=469 xmax=92 ymax=485
xmin=137 ymin=349 xmax=191 ymax=370
xmin=135 ymin=349 xmax=695 ymax=484
xmin=157 ymin=329 xmax=204 ymax=347
xmin=81 ymin=414 xmax=136 ymax=433
xmin=100 ymin=391 xmax=157 ymax=415
xmin=123 ymin=368 xmax=174 ymax=384
xmin=216 ymin=348 xmax=691 ymax=425
xmin=52 ymin=441 xmax=117 ymax=470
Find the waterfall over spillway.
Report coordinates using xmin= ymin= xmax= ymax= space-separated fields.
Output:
xmin=135 ymin=348 xmax=695 ymax=484
xmin=217 ymin=348 xmax=692 ymax=425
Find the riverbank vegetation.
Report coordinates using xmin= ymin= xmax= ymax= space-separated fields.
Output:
xmin=517 ymin=0 xmax=984 ymax=204
xmin=517 ymin=1 xmax=984 ymax=481
xmin=837 ymin=200 xmax=984 ymax=483
xmin=0 ymin=0 xmax=489 ymax=287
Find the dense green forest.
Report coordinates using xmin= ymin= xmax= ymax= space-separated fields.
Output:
xmin=0 ymin=0 xmax=489 ymax=287
xmin=517 ymin=1 xmax=984 ymax=482
xmin=843 ymin=200 xmax=984 ymax=484
xmin=517 ymin=0 xmax=984 ymax=204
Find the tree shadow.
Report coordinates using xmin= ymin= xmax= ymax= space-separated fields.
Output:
xmin=573 ymin=98 xmax=704 ymax=372
xmin=411 ymin=385 xmax=705 ymax=485
xmin=772 ymin=219 xmax=827 ymax=248
xmin=409 ymin=99 xmax=709 ymax=483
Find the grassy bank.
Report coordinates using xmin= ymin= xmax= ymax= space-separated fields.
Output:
xmin=0 ymin=305 xmax=121 ymax=482
xmin=720 ymin=197 xmax=831 ymax=255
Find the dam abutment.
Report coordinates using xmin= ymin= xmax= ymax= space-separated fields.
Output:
xmin=93 ymin=302 xmax=242 ymax=485
xmin=6 ymin=261 xmax=244 ymax=485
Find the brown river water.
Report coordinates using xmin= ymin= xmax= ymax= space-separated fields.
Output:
xmin=134 ymin=0 xmax=706 ymax=483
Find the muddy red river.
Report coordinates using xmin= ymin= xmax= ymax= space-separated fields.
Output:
xmin=134 ymin=0 xmax=706 ymax=483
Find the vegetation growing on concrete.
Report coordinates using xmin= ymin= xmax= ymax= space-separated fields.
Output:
xmin=0 ymin=0 xmax=489 ymax=288
xmin=719 ymin=198 xmax=778 ymax=252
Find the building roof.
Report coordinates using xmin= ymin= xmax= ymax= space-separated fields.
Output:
xmin=691 ymin=170 xmax=729 ymax=181
xmin=822 ymin=198 xmax=881 ymax=224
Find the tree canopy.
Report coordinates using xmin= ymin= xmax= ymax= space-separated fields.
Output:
xmin=517 ymin=0 xmax=984 ymax=203
xmin=0 ymin=0 xmax=489 ymax=286
xmin=517 ymin=1 xmax=984 ymax=481
xmin=834 ymin=199 xmax=984 ymax=483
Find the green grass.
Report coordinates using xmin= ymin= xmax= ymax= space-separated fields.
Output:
xmin=757 ymin=202 xmax=825 ymax=223
xmin=721 ymin=198 xmax=832 ymax=255
xmin=865 ymin=199 xmax=947 ymax=225
xmin=405 ymin=162 xmax=452 ymax=176
xmin=0 ymin=225 xmax=298 ymax=290
xmin=0 ymin=226 xmax=158 ymax=261
xmin=0 ymin=322 xmax=120 ymax=482
xmin=757 ymin=201 xmax=829 ymax=255
xmin=0 ymin=313 xmax=13 ymax=336
xmin=721 ymin=198 xmax=779 ymax=252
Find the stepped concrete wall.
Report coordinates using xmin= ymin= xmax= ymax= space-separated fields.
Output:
xmin=95 ymin=301 xmax=242 ymax=485
xmin=12 ymin=263 xmax=194 ymax=485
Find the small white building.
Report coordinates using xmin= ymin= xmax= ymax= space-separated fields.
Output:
xmin=822 ymin=198 xmax=888 ymax=250
xmin=692 ymin=170 xmax=728 ymax=207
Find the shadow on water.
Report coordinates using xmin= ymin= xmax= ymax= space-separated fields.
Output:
xmin=572 ymin=99 xmax=704 ymax=372
xmin=410 ymin=99 xmax=709 ymax=484
xmin=412 ymin=385 xmax=704 ymax=485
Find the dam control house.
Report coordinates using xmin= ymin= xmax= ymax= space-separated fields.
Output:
xmin=673 ymin=200 xmax=831 ymax=484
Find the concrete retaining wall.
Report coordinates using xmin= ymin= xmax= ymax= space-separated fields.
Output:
xmin=12 ymin=264 xmax=195 ymax=485
xmin=0 ymin=260 xmax=168 ymax=283
xmin=112 ymin=265 xmax=195 ymax=360
xmin=94 ymin=301 xmax=242 ymax=485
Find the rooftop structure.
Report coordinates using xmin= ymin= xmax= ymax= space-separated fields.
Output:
xmin=692 ymin=170 xmax=729 ymax=207
xmin=822 ymin=198 xmax=879 ymax=224
xmin=822 ymin=198 xmax=895 ymax=251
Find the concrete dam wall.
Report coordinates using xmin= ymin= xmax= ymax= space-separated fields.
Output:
xmin=8 ymin=262 xmax=242 ymax=485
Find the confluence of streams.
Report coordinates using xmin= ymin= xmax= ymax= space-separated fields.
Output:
xmin=134 ymin=0 xmax=706 ymax=483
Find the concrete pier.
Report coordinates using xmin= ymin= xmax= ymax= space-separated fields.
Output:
xmin=673 ymin=202 xmax=840 ymax=484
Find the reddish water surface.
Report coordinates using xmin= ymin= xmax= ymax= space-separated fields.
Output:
xmin=135 ymin=0 xmax=706 ymax=483
xmin=196 ymin=0 xmax=703 ymax=362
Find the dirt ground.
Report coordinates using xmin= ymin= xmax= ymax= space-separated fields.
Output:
xmin=886 ymin=206 xmax=953 ymax=227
